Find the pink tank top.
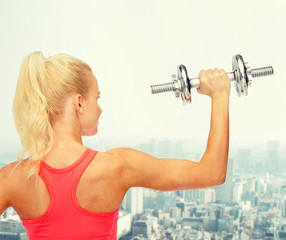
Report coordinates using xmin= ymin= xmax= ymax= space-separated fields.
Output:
xmin=20 ymin=148 xmax=119 ymax=240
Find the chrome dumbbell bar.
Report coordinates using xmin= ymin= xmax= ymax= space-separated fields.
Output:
xmin=150 ymin=54 xmax=274 ymax=104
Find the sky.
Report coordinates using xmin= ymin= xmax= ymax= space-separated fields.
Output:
xmin=0 ymin=0 xmax=285 ymax=161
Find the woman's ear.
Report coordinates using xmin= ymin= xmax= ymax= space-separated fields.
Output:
xmin=75 ymin=94 xmax=84 ymax=113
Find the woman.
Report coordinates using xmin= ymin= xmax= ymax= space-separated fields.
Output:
xmin=0 ymin=51 xmax=230 ymax=240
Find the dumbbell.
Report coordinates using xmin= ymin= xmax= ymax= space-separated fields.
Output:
xmin=150 ymin=54 xmax=274 ymax=104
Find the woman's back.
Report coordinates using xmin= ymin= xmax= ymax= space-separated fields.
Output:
xmin=3 ymin=147 xmax=127 ymax=239
xmin=5 ymin=147 xmax=126 ymax=219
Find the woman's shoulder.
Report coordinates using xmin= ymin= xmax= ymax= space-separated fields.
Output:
xmin=102 ymin=147 xmax=136 ymax=157
xmin=98 ymin=147 xmax=135 ymax=164
xmin=0 ymin=160 xmax=31 ymax=183
xmin=93 ymin=148 xmax=134 ymax=174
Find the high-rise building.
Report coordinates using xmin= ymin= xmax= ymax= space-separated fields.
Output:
xmin=233 ymin=181 xmax=243 ymax=202
xmin=126 ymin=188 xmax=143 ymax=217
xmin=266 ymin=140 xmax=280 ymax=173
xmin=0 ymin=219 xmax=28 ymax=240
xmin=117 ymin=212 xmax=132 ymax=238
xmin=199 ymin=189 xmax=216 ymax=204
xmin=218 ymin=216 xmax=234 ymax=232
xmin=132 ymin=220 xmax=151 ymax=238
xmin=245 ymin=177 xmax=256 ymax=193
xmin=170 ymin=207 xmax=181 ymax=218
xmin=183 ymin=189 xmax=200 ymax=202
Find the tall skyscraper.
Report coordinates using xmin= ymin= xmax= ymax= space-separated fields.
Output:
xmin=233 ymin=181 xmax=243 ymax=202
xmin=126 ymin=188 xmax=143 ymax=217
xmin=266 ymin=140 xmax=280 ymax=173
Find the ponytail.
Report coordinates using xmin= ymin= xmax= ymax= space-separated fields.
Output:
xmin=12 ymin=51 xmax=91 ymax=181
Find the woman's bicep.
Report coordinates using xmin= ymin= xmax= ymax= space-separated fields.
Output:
xmin=118 ymin=148 xmax=216 ymax=191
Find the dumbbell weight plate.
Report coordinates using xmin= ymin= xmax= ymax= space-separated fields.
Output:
xmin=232 ymin=54 xmax=249 ymax=97
xmin=177 ymin=65 xmax=192 ymax=104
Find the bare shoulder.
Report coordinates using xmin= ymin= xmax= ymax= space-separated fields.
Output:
xmin=93 ymin=148 xmax=143 ymax=178
xmin=95 ymin=148 xmax=131 ymax=170
xmin=0 ymin=161 xmax=24 ymax=210
xmin=104 ymin=147 xmax=149 ymax=158
xmin=0 ymin=160 xmax=30 ymax=183
xmin=103 ymin=147 xmax=131 ymax=155
xmin=98 ymin=147 xmax=130 ymax=160
xmin=0 ymin=160 xmax=38 ymax=215
xmin=0 ymin=162 xmax=18 ymax=180
xmin=101 ymin=147 xmax=145 ymax=166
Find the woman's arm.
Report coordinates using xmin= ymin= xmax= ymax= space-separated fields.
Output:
xmin=111 ymin=68 xmax=230 ymax=191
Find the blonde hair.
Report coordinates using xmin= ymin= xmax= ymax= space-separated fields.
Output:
xmin=13 ymin=51 xmax=92 ymax=181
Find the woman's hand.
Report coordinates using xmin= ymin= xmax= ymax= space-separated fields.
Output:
xmin=197 ymin=69 xmax=231 ymax=100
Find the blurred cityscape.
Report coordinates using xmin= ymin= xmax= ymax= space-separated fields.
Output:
xmin=1 ymin=139 xmax=286 ymax=240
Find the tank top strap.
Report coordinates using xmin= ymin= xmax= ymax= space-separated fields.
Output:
xmin=38 ymin=148 xmax=98 ymax=193
xmin=72 ymin=148 xmax=98 ymax=185
xmin=35 ymin=148 xmax=98 ymax=216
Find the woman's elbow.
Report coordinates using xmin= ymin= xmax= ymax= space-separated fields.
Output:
xmin=212 ymin=172 xmax=226 ymax=186
xmin=204 ymin=166 xmax=227 ymax=187
xmin=215 ymin=174 xmax=226 ymax=186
